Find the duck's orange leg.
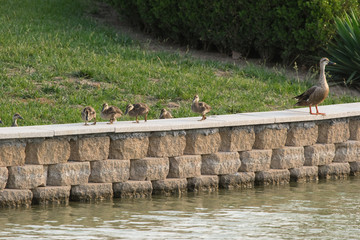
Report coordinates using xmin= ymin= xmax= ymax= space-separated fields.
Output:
xmin=315 ymin=105 xmax=326 ymax=116
xmin=309 ymin=106 xmax=315 ymax=115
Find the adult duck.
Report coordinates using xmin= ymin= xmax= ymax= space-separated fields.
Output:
xmin=11 ymin=113 xmax=23 ymax=127
xmin=294 ymin=57 xmax=336 ymax=115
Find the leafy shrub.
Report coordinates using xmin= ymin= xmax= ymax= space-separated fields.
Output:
xmin=110 ymin=0 xmax=359 ymax=64
xmin=326 ymin=10 xmax=360 ymax=86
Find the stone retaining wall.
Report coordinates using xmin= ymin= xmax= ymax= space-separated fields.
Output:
xmin=1 ymin=111 xmax=360 ymax=207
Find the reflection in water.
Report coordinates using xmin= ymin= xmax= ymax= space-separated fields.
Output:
xmin=0 ymin=177 xmax=360 ymax=239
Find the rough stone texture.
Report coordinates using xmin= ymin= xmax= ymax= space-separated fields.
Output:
xmin=32 ymin=186 xmax=71 ymax=205
xmin=187 ymin=175 xmax=219 ymax=192
xmin=239 ymin=149 xmax=272 ymax=172
xmin=349 ymin=161 xmax=360 ymax=176
xmin=304 ymin=144 xmax=335 ymax=166
xmin=219 ymin=172 xmax=255 ymax=189
xmin=113 ymin=181 xmax=152 ymax=198
xmin=47 ymin=162 xmax=90 ymax=186
xmin=148 ymin=131 xmax=186 ymax=157
xmin=70 ymin=136 xmax=110 ymax=161
xmin=70 ymin=183 xmax=113 ymax=201
xmin=89 ymin=159 xmax=130 ymax=183
xmin=109 ymin=134 xmax=149 ymax=160
xmin=317 ymin=120 xmax=350 ymax=144
xmin=253 ymin=124 xmax=288 ymax=149
xmin=0 ymin=189 xmax=33 ymax=208
xmin=290 ymin=166 xmax=319 ymax=182
xmin=152 ymin=178 xmax=187 ymax=196
xmin=255 ymin=169 xmax=290 ymax=185
xmin=271 ymin=147 xmax=305 ymax=169
xmin=0 ymin=141 xmax=26 ymax=167
xmin=201 ymin=152 xmax=241 ymax=175
xmin=286 ymin=122 xmax=318 ymax=147
xmin=318 ymin=163 xmax=350 ymax=179
xmin=130 ymin=157 xmax=169 ymax=181
xmin=349 ymin=118 xmax=360 ymax=140
xmin=333 ymin=141 xmax=360 ymax=163
xmin=7 ymin=165 xmax=46 ymax=189
xmin=0 ymin=167 xmax=8 ymax=190
xmin=184 ymin=129 xmax=221 ymax=155
xmin=219 ymin=126 xmax=255 ymax=152
xmin=168 ymin=155 xmax=201 ymax=178
xmin=25 ymin=139 xmax=70 ymax=165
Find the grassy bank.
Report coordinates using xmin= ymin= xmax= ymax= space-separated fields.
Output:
xmin=0 ymin=0 xmax=358 ymax=126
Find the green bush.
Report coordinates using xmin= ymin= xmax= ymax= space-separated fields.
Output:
xmin=326 ymin=10 xmax=360 ymax=86
xmin=110 ymin=0 xmax=359 ymax=63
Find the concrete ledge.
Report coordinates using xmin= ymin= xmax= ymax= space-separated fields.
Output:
xmin=0 ymin=103 xmax=360 ymax=139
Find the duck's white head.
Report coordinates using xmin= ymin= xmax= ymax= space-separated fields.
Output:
xmin=320 ymin=57 xmax=336 ymax=67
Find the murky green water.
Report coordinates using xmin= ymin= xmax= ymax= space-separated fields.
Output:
xmin=0 ymin=177 xmax=359 ymax=239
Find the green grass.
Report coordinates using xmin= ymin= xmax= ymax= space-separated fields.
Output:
xmin=0 ymin=0 xmax=359 ymax=127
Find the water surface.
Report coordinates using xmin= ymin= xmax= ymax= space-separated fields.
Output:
xmin=1 ymin=177 xmax=359 ymax=239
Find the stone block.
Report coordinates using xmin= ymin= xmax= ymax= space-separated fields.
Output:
xmin=304 ymin=144 xmax=335 ymax=166
xmin=47 ymin=162 xmax=90 ymax=186
xmin=148 ymin=131 xmax=186 ymax=157
xmin=70 ymin=183 xmax=113 ymax=201
xmin=109 ymin=133 xmax=149 ymax=160
xmin=0 ymin=167 xmax=8 ymax=190
xmin=219 ymin=126 xmax=255 ymax=152
xmin=25 ymin=139 xmax=70 ymax=165
xmin=253 ymin=124 xmax=288 ymax=149
xmin=0 ymin=141 xmax=25 ymax=167
xmin=184 ymin=129 xmax=221 ymax=155
xmin=89 ymin=159 xmax=130 ymax=183
xmin=289 ymin=166 xmax=319 ymax=182
xmin=32 ymin=186 xmax=71 ymax=205
xmin=318 ymin=163 xmax=350 ymax=179
xmin=7 ymin=165 xmax=46 ymax=189
xmin=239 ymin=149 xmax=272 ymax=172
xmin=113 ymin=181 xmax=152 ymax=198
xmin=70 ymin=136 xmax=110 ymax=161
xmin=333 ymin=141 xmax=360 ymax=163
xmin=187 ymin=175 xmax=219 ymax=192
xmin=271 ymin=147 xmax=305 ymax=169
xmin=349 ymin=118 xmax=360 ymax=140
xmin=130 ymin=157 xmax=169 ymax=181
xmin=286 ymin=122 xmax=318 ymax=146
xmin=0 ymin=189 xmax=33 ymax=208
xmin=219 ymin=172 xmax=255 ymax=189
xmin=168 ymin=155 xmax=201 ymax=178
xmin=349 ymin=161 xmax=360 ymax=176
xmin=201 ymin=152 xmax=241 ymax=175
xmin=152 ymin=178 xmax=187 ymax=196
xmin=317 ymin=119 xmax=349 ymax=143
xmin=255 ymin=169 xmax=290 ymax=185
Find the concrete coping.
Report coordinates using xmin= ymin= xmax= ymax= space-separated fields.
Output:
xmin=0 ymin=102 xmax=359 ymax=140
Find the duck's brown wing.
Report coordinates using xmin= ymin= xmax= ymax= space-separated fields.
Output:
xmin=104 ymin=106 xmax=123 ymax=116
xmin=294 ymin=86 xmax=317 ymax=106
xmin=134 ymin=103 xmax=150 ymax=114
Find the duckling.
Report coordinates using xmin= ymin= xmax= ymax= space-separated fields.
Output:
xmin=11 ymin=113 xmax=23 ymax=127
xmin=294 ymin=57 xmax=336 ymax=115
xmin=0 ymin=119 xmax=2 ymax=124
xmin=81 ymin=106 xmax=97 ymax=125
xmin=101 ymin=103 xmax=123 ymax=124
xmin=159 ymin=108 xmax=173 ymax=119
xmin=191 ymin=95 xmax=211 ymax=121
xmin=125 ymin=103 xmax=150 ymax=123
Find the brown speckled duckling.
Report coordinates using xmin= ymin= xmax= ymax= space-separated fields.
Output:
xmin=11 ymin=113 xmax=23 ymax=127
xmin=81 ymin=106 xmax=97 ymax=125
xmin=125 ymin=103 xmax=150 ymax=123
xmin=159 ymin=108 xmax=173 ymax=119
xmin=101 ymin=103 xmax=123 ymax=124
xmin=191 ymin=95 xmax=211 ymax=121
